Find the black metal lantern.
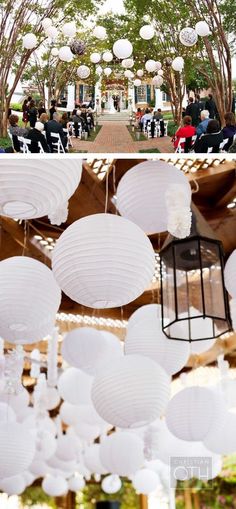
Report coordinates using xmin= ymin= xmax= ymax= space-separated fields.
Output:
xmin=160 ymin=208 xmax=232 ymax=342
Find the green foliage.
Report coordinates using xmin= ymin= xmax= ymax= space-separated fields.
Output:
xmin=10 ymin=102 xmax=22 ymax=111
xmin=0 ymin=136 xmax=12 ymax=149
xmin=20 ymin=486 xmax=56 ymax=508
xmin=81 ymin=480 xmax=139 ymax=509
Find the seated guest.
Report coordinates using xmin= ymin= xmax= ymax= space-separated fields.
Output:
xmin=45 ymin=112 xmax=67 ymax=151
xmin=71 ymin=109 xmax=85 ymax=138
xmin=153 ymin=108 xmax=165 ymax=137
xmin=136 ymin=108 xmax=143 ymax=121
xmin=186 ymin=97 xmax=200 ymax=127
xmin=222 ymin=112 xmax=236 ymax=151
xmin=22 ymin=99 xmax=29 ymax=127
xmin=26 ymin=122 xmax=50 ymax=153
xmin=49 ymin=100 xmax=57 ymax=120
xmin=196 ymin=110 xmax=211 ymax=138
xmin=87 ymin=108 xmax=95 ymax=128
xmin=80 ymin=107 xmax=90 ymax=135
xmin=8 ymin=114 xmax=29 ymax=152
xmin=172 ymin=116 xmax=196 ymax=151
xmin=28 ymin=100 xmax=38 ymax=128
xmin=60 ymin=112 xmax=70 ymax=129
xmin=38 ymin=100 xmax=46 ymax=118
xmin=194 ymin=119 xmax=223 ymax=153
xmin=140 ymin=108 xmax=152 ymax=131
xmin=39 ymin=112 xmax=49 ymax=126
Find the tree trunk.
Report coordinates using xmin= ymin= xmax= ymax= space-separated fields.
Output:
xmin=193 ymin=491 xmax=200 ymax=509
xmin=184 ymin=488 xmax=193 ymax=509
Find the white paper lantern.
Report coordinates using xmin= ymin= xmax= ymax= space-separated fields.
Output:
xmin=158 ymin=69 xmax=164 ymax=76
xmin=103 ymin=51 xmax=113 ymax=62
xmin=44 ymin=387 xmax=60 ymax=411
xmin=145 ymin=60 xmax=157 ymax=73
xmin=137 ymin=70 xmax=144 ymax=77
xmin=102 ymin=474 xmax=122 ymax=494
xmin=113 ymin=39 xmax=133 ymax=59
xmin=0 ymin=422 xmax=35 ymax=477
xmin=172 ymin=57 xmax=184 ymax=72
xmin=42 ymin=18 xmax=52 ymax=30
xmin=51 ymin=47 xmax=59 ymax=57
xmin=204 ymin=411 xmax=236 ymax=455
xmin=132 ymin=469 xmax=160 ymax=494
xmin=22 ymin=33 xmax=37 ymax=49
xmin=42 ymin=475 xmax=68 ymax=497
xmin=195 ymin=21 xmax=210 ymax=37
xmin=93 ymin=26 xmax=107 ymax=40
xmin=122 ymin=58 xmax=134 ymax=69
xmin=45 ymin=26 xmax=58 ymax=40
xmin=68 ymin=475 xmax=85 ymax=492
xmin=73 ymin=421 xmax=101 ymax=442
xmin=0 ymin=475 xmax=26 ymax=496
xmin=224 ymin=250 xmax=236 ymax=298
xmin=96 ymin=65 xmax=103 ymax=75
xmin=100 ymin=432 xmax=145 ymax=476
xmin=0 ymin=402 xmax=16 ymax=423
xmin=77 ymin=65 xmax=90 ymax=79
xmin=134 ymin=79 xmax=142 ymax=87
xmin=52 ymin=213 xmax=155 ymax=309
xmin=155 ymin=61 xmax=162 ymax=71
xmin=166 ymin=387 xmax=220 ymax=441
xmin=0 ymin=159 xmax=82 ymax=221
xmin=139 ymin=25 xmax=155 ymax=40
xmin=124 ymin=70 xmax=134 ymax=79
xmin=84 ymin=444 xmax=107 ymax=475
xmin=58 ymin=367 xmax=93 ymax=406
xmin=116 ymin=160 xmax=191 ymax=235
xmin=36 ymin=430 xmax=57 ymax=460
xmin=92 ymin=354 xmax=169 ymax=428
xmin=23 ymin=471 xmax=35 ymax=487
xmin=60 ymin=401 xmax=79 ymax=427
xmin=47 ymin=455 xmax=77 ymax=476
xmin=104 ymin=67 xmax=112 ymax=76
xmin=179 ymin=27 xmax=198 ymax=47
xmin=59 ymin=46 xmax=73 ymax=62
xmin=152 ymin=76 xmax=163 ymax=87
xmin=56 ymin=434 xmax=77 ymax=462
xmin=61 ymin=327 xmax=122 ymax=375
xmin=90 ymin=52 xmax=101 ymax=64
xmin=0 ymin=388 xmax=30 ymax=414
xmin=30 ymin=458 xmax=49 ymax=478
xmin=0 ymin=257 xmax=61 ymax=344
xmin=62 ymin=22 xmax=76 ymax=38
xmin=125 ymin=304 xmax=190 ymax=375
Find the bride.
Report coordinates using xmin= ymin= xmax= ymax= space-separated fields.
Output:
xmin=108 ymin=95 xmax=117 ymax=114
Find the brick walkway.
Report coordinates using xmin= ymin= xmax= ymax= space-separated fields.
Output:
xmin=72 ymin=120 xmax=173 ymax=153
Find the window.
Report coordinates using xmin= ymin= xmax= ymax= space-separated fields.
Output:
xmin=137 ymin=85 xmax=147 ymax=103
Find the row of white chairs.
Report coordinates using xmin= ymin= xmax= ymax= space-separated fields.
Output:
xmin=175 ymin=135 xmax=235 ymax=154
xmin=143 ymin=119 xmax=169 ymax=138
xmin=8 ymin=129 xmax=72 ymax=153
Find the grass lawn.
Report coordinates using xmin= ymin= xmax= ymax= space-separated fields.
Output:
xmin=127 ymin=126 xmax=147 ymax=141
xmin=85 ymin=125 xmax=102 ymax=141
xmin=0 ymin=136 xmax=12 ymax=150
xmin=139 ymin=148 xmax=160 ymax=153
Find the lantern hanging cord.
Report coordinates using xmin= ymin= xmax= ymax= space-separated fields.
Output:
xmin=191 ymin=178 xmax=200 ymax=194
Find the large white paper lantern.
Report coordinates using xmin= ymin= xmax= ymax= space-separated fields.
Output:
xmin=195 ymin=21 xmax=210 ymax=37
xmin=42 ymin=475 xmax=68 ymax=496
xmin=59 ymin=46 xmax=73 ymax=62
xmin=45 ymin=26 xmax=58 ymax=39
xmin=0 ymin=256 xmax=61 ymax=344
xmin=23 ymin=471 xmax=35 ymax=487
xmin=137 ymin=69 xmax=144 ymax=77
xmin=73 ymin=421 xmax=101 ymax=442
xmin=134 ymin=79 xmax=142 ymax=87
xmin=140 ymin=25 xmax=155 ymax=40
xmin=90 ymin=52 xmax=101 ymax=64
xmin=125 ymin=304 xmax=190 ymax=375
xmin=113 ymin=39 xmax=133 ymax=59
xmin=0 ymin=422 xmax=35 ymax=477
xmin=100 ymin=432 xmax=144 ymax=476
xmin=172 ymin=57 xmax=184 ymax=72
xmin=104 ymin=67 xmax=112 ymax=77
xmin=52 ymin=213 xmax=155 ymax=309
xmin=84 ymin=444 xmax=107 ymax=475
xmin=44 ymin=387 xmax=60 ymax=411
xmin=0 ymin=475 xmax=26 ymax=496
xmin=92 ymin=354 xmax=169 ymax=428
xmin=0 ymin=388 xmax=30 ymax=414
xmin=58 ymin=367 xmax=93 ymax=406
xmin=145 ymin=60 xmax=157 ymax=73
xmin=62 ymin=22 xmax=76 ymax=38
xmin=42 ymin=18 xmax=52 ymax=30
xmin=103 ymin=51 xmax=113 ymax=62
xmin=77 ymin=65 xmax=90 ymax=79
xmin=0 ymin=159 xmax=82 ymax=221
xmin=22 ymin=33 xmax=37 ymax=49
xmin=56 ymin=434 xmax=77 ymax=462
xmin=166 ymin=387 xmax=220 ymax=441
xmin=36 ymin=430 xmax=57 ymax=460
xmin=30 ymin=458 xmax=49 ymax=478
xmin=179 ymin=27 xmax=198 ymax=46
xmin=68 ymin=475 xmax=85 ymax=492
xmin=0 ymin=402 xmax=16 ymax=423
xmin=116 ymin=160 xmax=191 ymax=235
xmin=132 ymin=469 xmax=160 ymax=494
xmin=204 ymin=411 xmax=236 ymax=455
xmin=224 ymin=250 xmax=236 ymax=298
xmin=102 ymin=474 xmax=122 ymax=494
xmin=93 ymin=26 xmax=107 ymax=40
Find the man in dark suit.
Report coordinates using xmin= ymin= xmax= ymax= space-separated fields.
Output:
xmin=27 ymin=122 xmax=50 ymax=153
xmin=45 ymin=113 xmax=67 ymax=152
xmin=185 ymin=97 xmax=200 ymax=127
xmin=205 ymin=94 xmax=217 ymax=119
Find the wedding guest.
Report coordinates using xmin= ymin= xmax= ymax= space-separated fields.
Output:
xmin=194 ymin=119 xmax=223 ymax=153
xmin=45 ymin=112 xmax=66 ymax=151
xmin=38 ymin=100 xmax=46 ymax=118
xmin=196 ymin=110 xmax=211 ymax=137
xmin=49 ymin=99 xmax=57 ymax=120
xmin=172 ymin=116 xmax=196 ymax=151
xmin=22 ymin=99 xmax=29 ymax=127
xmin=26 ymin=121 xmax=50 ymax=153
xmin=8 ymin=114 xmax=29 ymax=152
xmin=186 ymin=97 xmax=200 ymax=127
xmin=205 ymin=93 xmax=217 ymax=119
xmin=28 ymin=99 xmax=38 ymax=128
xmin=221 ymin=112 xmax=236 ymax=151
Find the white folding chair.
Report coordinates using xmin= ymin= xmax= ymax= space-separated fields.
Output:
xmin=18 ymin=136 xmax=32 ymax=153
xmin=207 ymin=147 xmax=213 ymax=153
xmin=38 ymin=141 xmax=45 ymax=153
xmin=219 ymin=138 xmax=229 ymax=152
xmin=175 ymin=137 xmax=186 ymax=153
xmin=50 ymin=132 xmax=65 ymax=153
xmin=7 ymin=129 xmax=14 ymax=150
xmin=164 ymin=120 xmax=168 ymax=136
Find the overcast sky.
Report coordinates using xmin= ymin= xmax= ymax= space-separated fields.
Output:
xmin=99 ymin=0 xmax=125 ymax=14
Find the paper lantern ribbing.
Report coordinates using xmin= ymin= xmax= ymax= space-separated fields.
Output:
xmin=90 ymin=52 xmax=101 ymax=64
xmin=103 ymin=51 xmax=113 ymax=62
xmin=52 ymin=213 xmax=155 ymax=309
xmin=195 ymin=21 xmax=210 ymax=37
xmin=166 ymin=387 xmax=220 ymax=441
xmin=92 ymin=354 xmax=169 ymax=428
xmin=145 ymin=60 xmax=156 ymax=73
xmin=116 ymin=160 xmax=191 ymax=235
xmin=179 ymin=27 xmax=198 ymax=47
xmin=0 ymin=257 xmax=61 ymax=344
xmin=42 ymin=475 xmax=68 ymax=497
xmin=77 ymin=65 xmax=90 ymax=79
xmin=134 ymin=79 xmax=142 ymax=87
xmin=62 ymin=22 xmax=76 ymax=38
xmin=224 ymin=250 xmax=236 ymax=298
xmin=68 ymin=475 xmax=85 ymax=492
xmin=58 ymin=367 xmax=93 ymax=406
xmin=139 ymin=25 xmax=155 ymax=40
xmin=113 ymin=39 xmax=133 ymax=59
xmin=0 ymin=402 xmax=16 ymax=423
xmin=172 ymin=57 xmax=184 ymax=72
xmin=93 ymin=26 xmax=107 ymax=40
xmin=132 ymin=469 xmax=160 ymax=494
xmin=0 ymin=422 xmax=35 ymax=477
xmin=204 ymin=411 xmax=236 ymax=455
xmin=0 ymin=475 xmax=26 ymax=496
xmin=59 ymin=46 xmax=73 ymax=62
xmin=22 ymin=33 xmax=37 ymax=50
xmin=42 ymin=18 xmax=52 ymax=30
xmin=99 ymin=432 xmax=145 ymax=476
xmin=102 ymin=474 xmax=122 ymax=494
xmin=84 ymin=444 xmax=107 ymax=475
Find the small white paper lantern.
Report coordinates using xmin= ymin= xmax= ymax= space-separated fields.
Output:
xmin=51 ymin=47 xmax=59 ymax=57
xmin=0 ymin=388 xmax=29 ymax=414
xmin=124 ymin=70 xmax=134 ymax=79
xmin=224 ymin=250 xmax=236 ymax=298
xmin=122 ymin=58 xmax=134 ymax=69
xmin=56 ymin=434 xmax=77 ymax=462
xmin=145 ymin=60 xmax=157 ymax=73
xmin=42 ymin=18 xmax=52 ymax=30
xmin=195 ymin=21 xmax=210 ymax=37
xmin=59 ymin=46 xmax=73 ymax=62
xmin=22 ymin=33 xmax=37 ymax=50
xmin=92 ymin=354 xmax=169 ymax=428
xmin=36 ymin=430 xmax=57 ymax=460
xmin=52 ymin=213 xmax=155 ymax=309
xmin=100 ymin=432 xmax=145 ymax=476
xmin=30 ymin=459 xmax=49 ymax=478
xmin=62 ymin=22 xmax=76 ymax=38
xmin=0 ymin=422 xmax=35 ymax=478
xmin=23 ymin=471 xmax=35 ymax=487
xmin=179 ymin=27 xmax=198 ymax=47
xmin=68 ymin=475 xmax=85 ymax=492
xmin=113 ymin=39 xmax=133 ymax=59
xmin=172 ymin=57 xmax=184 ymax=72
xmin=73 ymin=421 xmax=101 ymax=442
xmin=152 ymin=76 xmax=163 ymax=87
xmin=84 ymin=444 xmax=107 ymax=475
xmin=96 ymin=65 xmax=103 ymax=75
xmin=155 ymin=61 xmax=162 ymax=71
xmin=0 ymin=475 xmax=26 ymax=496
xmin=132 ymin=469 xmax=160 ymax=494
xmin=102 ymin=474 xmax=122 ymax=494
xmin=93 ymin=26 xmax=107 ymax=40
xmin=139 ymin=25 xmax=155 ymax=40
xmin=45 ymin=26 xmax=58 ymax=40
xmin=158 ymin=69 xmax=164 ymax=76
xmin=44 ymin=387 xmax=60 ymax=411
xmin=204 ymin=411 xmax=236 ymax=455
xmin=0 ymin=402 xmax=16 ymax=423
xmin=166 ymin=387 xmax=220 ymax=441
xmin=90 ymin=52 xmax=101 ymax=64
xmin=42 ymin=475 xmax=68 ymax=497
xmin=134 ymin=79 xmax=142 ymax=87
xmin=103 ymin=51 xmax=113 ymax=62
xmin=137 ymin=70 xmax=144 ymax=77
xmin=58 ymin=367 xmax=93 ymax=406
xmin=104 ymin=67 xmax=112 ymax=77
xmin=77 ymin=65 xmax=90 ymax=79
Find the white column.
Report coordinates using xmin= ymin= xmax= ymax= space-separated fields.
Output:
xmin=67 ymin=84 xmax=75 ymax=110
xmin=155 ymin=88 xmax=164 ymax=110
xmin=95 ymin=78 xmax=102 ymax=114
xmin=128 ymin=83 xmax=135 ymax=112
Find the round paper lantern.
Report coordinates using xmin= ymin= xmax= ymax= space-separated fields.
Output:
xmin=103 ymin=51 xmax=113 ymax=62
xmin=44 ymin=387 xmax=60 ymax=411
xmin=0 ymin=475 xmax=26 ymax=496
xmin=77 ymin=65 xmax=90 ymax=79
xmin=51 ymin=47 xmax=59 ymax=57
xmin=224 ymin=250 xmax=236 ymax=298
xmin=70 ymin=39 xmax=86 ymax=55
xmin=172 ymin=57 xmax=184 ymax=72
xmin=45 ymin=26 xmax=58 ymax=39
xmin=60 ymin=401 xmax=79 ymax=427
xmin=22 ymin=33 xmax=37 ymax=49
xmin=84 ymin=444 xmax=107 ymax=475
xmin=116 ymin=160 xmax=191 ymax=235
xmin=102 ymin=474 xmax=122 ymax=494
xmin=0 ymin=402 xmax=16 ymax=423
xmin=179 ymin=27 xmax=198 ymax=47
xmin=61 ymin=327 xmax=122 ymax=375
xmin=0 ymin=159 xmax=82 ymax=221
xmin=42 ymin=475 xmax=68 ymax=497
xmin=30 ymin=459 xmax=49 ymax=478
xmin=145 ymin=60 xmax=156 ymax=73
xmin=158 ymin=69 xmax=164 ymax=76
xmin=152 ymin=76 xmax=163 ymax=87
xmin=62 ymin=22 xmax=76 ymax=38
xmin=0 ymin=388 xmax=30 ymax=414
xmin=73 ymin=421 xmax=101 ymax=442
xmin=204 ymin=411 xmax=236 ymax=455
xmin=0 ymin=256 xmax=61 ymax=344
xmin=68 ymin=475 xmax=85 ymax=492
xmin=166 ymin=387 xmax=220 ymax=441
xmin=59 ymin=46 xmax=73 ymax=62
xmin=139 ymin=25 xmax=155 ymax=40
xmin=132 ymin=469 xmax=160 ymax=494
xmin=90 ymin=52 xmax=101 ymax=64
xmin=23 ymin=471 xmax=35 ymax=487
xmin=137 ymin=70 xmax=144 ymax=77
xmin=92 ymin=354 xmax=169 ymax=428
xmin=122 ymin=58 xmax=134 ymax=69
xmin=0 ymin=422 xmax=35 ymax=477
xmin=100 ymin=432 xmax=145 ymax=476
xmin=104 ymin=67 xmax=112 ymax=77
xmin=230 ymin=299 xmax=236 ymax=331
xmin=155 ymin=61 xmax=162 ymax=71
xmin=36 ymin=430 xmax=57 ymax=460
xmin=195 ymin=21 xmax=210 ymax=37
xmin=42 ymin=18 xmax=52 ymax=30
xmin=124 ymin=70 xmax=134 ymax=79
xmin=125 ymin=304 xmax=190 ymax=375
xmin=58 ymin=367 xmax=93 ymax=406
xmin=113 ymin=39 xmax=133 ymax=59
xmin=93 ymin=26 xmax=107 ymax=40
xmin=52 ymin=213 xmax=155 ymax=309
xmin=96 ymin=65 xmax=103 ymax=75
xmin=56 ymin=434 xmax=77 ymax=462
xmin=134 ymin=79 xmax=142 ymax=87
